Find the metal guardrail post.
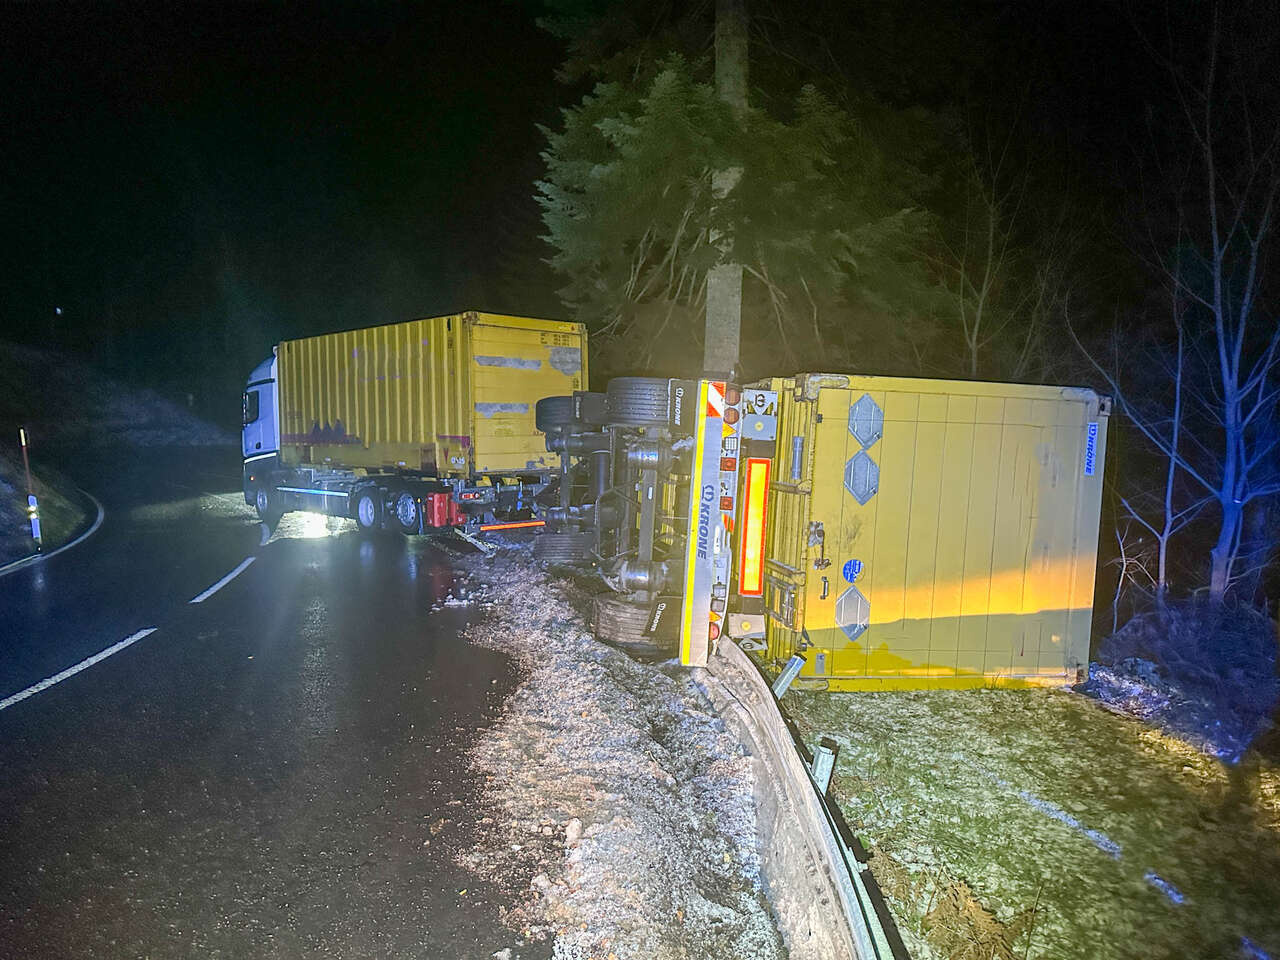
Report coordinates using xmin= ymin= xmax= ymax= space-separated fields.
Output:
xmin=771 ymin=653 xmax=806 ymax=698
xmin=811 ymin=736 xmax=838 ymax=795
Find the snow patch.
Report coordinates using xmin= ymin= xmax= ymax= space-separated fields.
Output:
xmin=452 ymin=552 xmax=785 ymax=960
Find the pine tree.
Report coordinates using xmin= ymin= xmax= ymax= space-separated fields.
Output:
xmin=537 ymin=51 xmax=943 ymax=377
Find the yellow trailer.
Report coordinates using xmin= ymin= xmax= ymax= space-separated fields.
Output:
xmin=241 ymin=311 xmax=586 ymax=534
xmin=274 ymin=311 xmax=587 ymax=476
xmin=751 ymin=373 xmax=1109 ymax=690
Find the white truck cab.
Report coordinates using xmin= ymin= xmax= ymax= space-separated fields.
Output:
xmin=241 ymin=351 xmax=280 ymax=507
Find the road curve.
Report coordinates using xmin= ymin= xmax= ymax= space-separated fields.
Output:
xmin=0 ymin=446 xmax=541 ymax=959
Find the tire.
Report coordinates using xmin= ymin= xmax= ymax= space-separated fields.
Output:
xmin=593 ymin=596 xmax=676 ymax=659
xmin=535 ymin=395 xmax=575 ymax=433
xmin=533 ymin=531 xmax=592 ymax=564
xmin=605 ymin=377 xmax=670 ymax=426
xmin=354 ymin=488 xmax=382 ymax=533
xmin=254 ymin=485 xmax=282 ymax=523
xmin=391 ymin=490 xmax=420 ymax=535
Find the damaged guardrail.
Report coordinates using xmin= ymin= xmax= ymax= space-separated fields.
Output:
xmin=703 ymin=640 xmax=910 ymax=960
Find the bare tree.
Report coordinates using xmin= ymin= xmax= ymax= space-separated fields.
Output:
xmin=1107 ymin=321 xmax=1211 ymax=605
xmin=1157 ymin=6 xmax=1280 ymax=601
xmin=1108 ymin=515 xmax=1168 ymax=633
xmin=1077 ymin=4 xmax=1280 ymax=604
xmin=930 ymin=152 xmax=1025 ymax=378
xmin=927 ymin=141 xmax=1086 ymax=382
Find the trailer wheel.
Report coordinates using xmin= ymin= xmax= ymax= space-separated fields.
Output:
xmin=533 ymin=531 xmax=592 ymax=565
xmin=391 ymin=490 xmax=420 ymax=535
xmin=605 ymin=377 xmax=670 ymax=426
xmin=593 ymin=596 xmax=675 ymax=659
xmin=254 ymin=485 xmax=282 ymax=523
xmin=354 ymin=488 xmax=382 ymax=533
xmin=535 ymin=395 xmax=576 ymax=433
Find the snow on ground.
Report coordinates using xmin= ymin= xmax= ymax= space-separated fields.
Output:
xmin=787 ymin=686 xmax=1280 ymax=960
xmin=449 ymin=545 xmax=786 ymax=960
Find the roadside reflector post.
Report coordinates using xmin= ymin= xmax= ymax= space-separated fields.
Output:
xmin=810 ymin=736 xmax=838 ymax=795
xmin=19 ymin=427 xmax=42 ymax=551
xmin=771 ymin=653 xmax=806 ymax=698
xmin=28 ymin=495 xmax=42 ymax=548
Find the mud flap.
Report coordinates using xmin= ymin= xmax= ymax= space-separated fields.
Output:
xmin=643 ymin=595 xmax=683 ymax=641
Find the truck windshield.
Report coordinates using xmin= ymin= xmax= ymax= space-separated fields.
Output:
xmin=242 ymin=390 xmax=260 ymax=426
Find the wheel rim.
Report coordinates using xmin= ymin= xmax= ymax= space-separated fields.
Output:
xmin=395 ymin=493 xmax=417 ymax=528
xmin=256 ymin=488 xmax=269 ymax=514
xmin=358 ymin=495 xmax=377 ymax=528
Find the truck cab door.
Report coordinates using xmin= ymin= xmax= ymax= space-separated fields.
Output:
xmin=242 ymin=356 xmax=279 ymax=460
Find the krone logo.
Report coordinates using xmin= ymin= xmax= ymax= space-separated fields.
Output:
xmin=696 ymin=483 xmax=714 ymax=559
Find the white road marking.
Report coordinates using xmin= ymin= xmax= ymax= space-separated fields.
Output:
xmin=189 ymin=557 xmax=256 ymax=603
xmin=0 ymin=627 xmax=157 ymax=711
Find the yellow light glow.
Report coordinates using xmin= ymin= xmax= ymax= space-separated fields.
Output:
xmin=851 ymin=559 xmax=1084 ymax=626
xmin=738 ymin=457 xmax=770 ymax=596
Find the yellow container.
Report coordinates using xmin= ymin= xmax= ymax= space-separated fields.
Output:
xmin=277 ymin=311 xmax=587 ymax=476
xmin=755 ymin=373 xmax=1109 ymax=689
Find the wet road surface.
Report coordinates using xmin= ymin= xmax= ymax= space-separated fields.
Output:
xmin=0 ymin=446 xmax=541 ymax=958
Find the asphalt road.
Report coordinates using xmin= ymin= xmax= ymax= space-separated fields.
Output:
xmin=0 ymin=446 xmax=540 ymax=959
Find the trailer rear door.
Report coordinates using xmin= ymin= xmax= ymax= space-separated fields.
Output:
xmin=468 ymin=314 xmax=587 ymax=474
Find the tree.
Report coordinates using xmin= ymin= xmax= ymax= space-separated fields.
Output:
xmin=536 ymin=50 xmax=942 ymax=377
xmin=1075 ymin=2 xmax=1280 ymax=604
xmin=703 ymin=0 xmax=748 ymax=377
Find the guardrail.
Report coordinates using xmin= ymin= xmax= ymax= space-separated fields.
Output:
xmin=705 ymin=642 xmax=910 ymax=960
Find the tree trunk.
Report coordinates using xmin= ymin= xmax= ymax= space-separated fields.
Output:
xmin=703 ymin=0 xmax=748 ymax=378
xmin=714 ymin=0 xmax=748 ymax=115
xmin=1208 ymin=497 xmax=1242 ymax=603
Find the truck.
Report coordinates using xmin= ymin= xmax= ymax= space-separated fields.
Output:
xmin=241 ymin=311 xmax=587 ymax=534
xmin=538 ymin=371 xmax=1110 ymax=689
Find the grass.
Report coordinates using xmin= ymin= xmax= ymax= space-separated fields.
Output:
xmin=0 ymin=450 xmax=88 ymax=563
xmin=786 ymin=686 xmax=1280 ymax=960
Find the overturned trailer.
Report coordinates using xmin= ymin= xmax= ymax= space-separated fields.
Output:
xmin=538 ymin=372 xmax=1110 ymax=689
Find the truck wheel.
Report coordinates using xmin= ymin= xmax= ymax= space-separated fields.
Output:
xmin=533 ymin=531 xmax=592 ymax=564
xmin=593 ymin=596 xmax=675 ymax=660
xmin=535 ymin=395 xmax=575 ymax=432
xmin=254 ymin=485 xmax=282 ymax=523
xmin=605 ymin=377 xmax=670 ymax=426
xmin=354 ymin=488 xmax=382 ymax=533
xmin=392 ymin=490 xmax=420 ymax=535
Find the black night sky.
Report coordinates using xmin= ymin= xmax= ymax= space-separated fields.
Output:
xmin=0 ymin=1 xmax=1264 ymax=410
xmin=2 ymin=1 xmax=564 ymax=408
